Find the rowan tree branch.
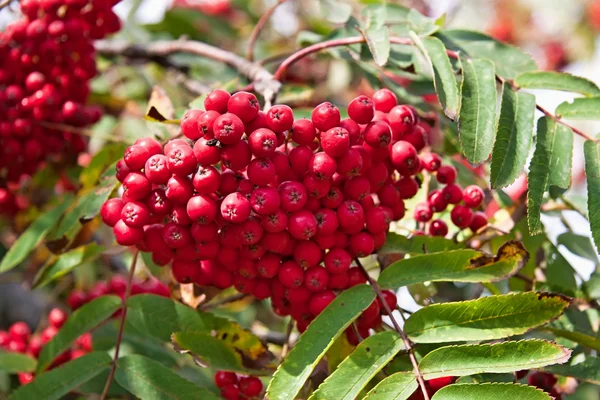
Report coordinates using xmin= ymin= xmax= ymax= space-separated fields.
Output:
xmin=100 ymin=250 xmax=139 ymax=400
xmin=355 ymin=258 xmax=430 ymax=400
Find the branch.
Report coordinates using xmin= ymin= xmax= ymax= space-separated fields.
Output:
xmin=100 ymin=250 xmax=139 ymax=400
xmin=246 ymin=0 xmax=289 ymax=61
xmin=355 ymin=259 xmax=430 ymax=400
xmin=95 ymin=39 xmax=281 ymax=101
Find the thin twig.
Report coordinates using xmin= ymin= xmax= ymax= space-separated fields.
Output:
xmin=281 ymin=318 xmax=295 ymax=358
xmin=246 ymin=0 xmax=289 ymax=61
xmin=199 ymin=293 xmax=248 ymax=310
xmin=100 ymin=250 xmax=139 ymax=400
xmin=95 ymin=39 xmax=281 ymax=102
xmin=0 ymin=0 xmax=14 ymax=10
xmin=355 ymin=258 xmax=430 ymax=400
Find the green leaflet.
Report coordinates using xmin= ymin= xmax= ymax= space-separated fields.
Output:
xmin=419 ymin=340 xmax=571 ymax=379
xmin=266 ymin=285 xmax=375 ymax=400
xmin=458 ymin=55 xmax=497 ymax=164
xmin=310 ymin=331 xmax=404 ymax=400
xmin=490 ymin=83 xmax=535 ymax=188
xmin=556 ymin=97 xmax=600 ymax=119
xmin=404 ymin=292 xmax=570 ymax=343
xmin=515 ymin=71 xmax=600 ymax=97
xmin=527 ymin=117 xmax=573 ymax=234
xmin=364 ymin=372 xmax=417 ymax=400
xmin=584 ymin=140 xmax=600 ymax=253
xmin=431 ymin=383 xmax=552 ymax=399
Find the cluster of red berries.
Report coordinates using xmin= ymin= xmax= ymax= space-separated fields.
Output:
xmin=100 ymin=87 xmax=486 ymax=337
xmin=66 ymin=274 xmax=170 ymax=310
xmin=527 ymin=372 xmax=563 ymax=400
xmin=0 ymin=308 xmax=92 ymax=385
xmin=411 ymin=161 xmax=488 ymax=237
xmin=214 ymin=371 xmax=263 ymax=400
xmin=0 ymin=0 xmax=121 ymax=215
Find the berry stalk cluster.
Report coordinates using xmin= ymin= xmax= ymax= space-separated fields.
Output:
xmin=0 ymin=0 xmax=121 ymax=215
xmin=101 ymin=87 xmax=487 ymax=341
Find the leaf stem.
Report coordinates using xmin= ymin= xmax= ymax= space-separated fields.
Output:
xmin=100 ymin=249 xmax=139 ymax=400
xmin=355 ymin=258 xmax=430 ymax=400
xmin=246 ymin=0 xmax=289 ymax=61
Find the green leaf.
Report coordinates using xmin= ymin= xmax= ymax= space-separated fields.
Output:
xmin=9 ymin=352 xmax=111 ymax=400
xmin=527 ymin=117 xmax=573 ymax=235
xmin=363 ymin=5 xmax=390 ymax=66
xmin=407 ymin=8 xmax=440 ymax=36
xmin=545 ymin=357 xmax=600 ymax=385
xmin=37 ymin=295 xmax=121 ymax=372
xmin=363 ymin=372 xmax=417 ymax=400
xmin=114 ymin=355 xmax=219 ymax=400
xmin=412 ymin=34 xmax=460 ymax=120
xmin=0 ymin=196 xmax=75 ymax=273
xmin=33 ymin=243 xmax=105 ymax=288
xmin=437 ymin=30 xmax=537 ymax=79
xmin=556 ymin=97 xmax=600 ymax=119
xmin=557 ymin=232 xmax=599 ymax=262
xmin=79 ymin=142 xmax=127 ymax=188
xmin=515 ymin=71 xmax=600 ymax=97
xmin=127 ymin=295 xmax=274 ymax=371
xmin=404 ymin=292 xmax=571 ymax=343
xmin=458 ymin=56 xmax=497 ymax=164
xmin=0 ymin=352 xmax=37 ymax=373
xmin=419 ymin=340 xmax=570 ymax=379
xmin=490 ymin=83 xmax=536 ymax=188
xmin=545 ymin=243 xmax=578 ymax=294
xmin=378 ymin=241 xmax=529 ymax=290
xmin=319 ymin=0 xmax=352 ymax=24
xmin=584 ymin=140 xmax=600 ymax=253
xmin=431 ymin=383 xmax=552 ymax=400
xmin=266 ymin=284 xmax=376 ymax=400
xmin=309 ymin=331 xmax=404 ymax=400
xmin=544 ymin=327 xmax=600 ymax=352
xmin=380 ymin=232 xmax=462 ymax=255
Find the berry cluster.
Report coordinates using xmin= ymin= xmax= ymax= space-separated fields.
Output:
xmin=0 ymin=308 xmax=92 ymax=385
xmin=527 ymin=372 xmax=563 ymax=400
xmin=101 ymin=87 xmax=487 ymax=338
xmin=411 ymin=161 xmax=488 ymax=237
xmin=215 ymin=371 xmax=263 ymax=400
xmin=0 ymin=0 xmax=121 ymax=215
xmin=66 ymin=275 xmax=170 ymax=310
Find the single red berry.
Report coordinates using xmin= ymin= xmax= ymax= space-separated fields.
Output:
xmin=8 ymin=322 xmax=30 ymax=342
xmin=437 ymin=165 xmax=457 ymax=184
xmin=396 ymin=177 xmax=419 ymax=199
xmin=291 ymin=119 xmax=316 ymax=145
xmin=121 ymin=201 xmax=150 ymax=228
xmin=220 ymin=192 xmax=251 ymax=223
xmin=469 ymin=211 xmax=488 ymax=232
xmin=348 ymin=267 xmax=367 ymax=287
xmin=101 ymin=198 xmax=124 ymax=227
xmin=358 ymin=299 xmax=381 ymax=327
xmin=324 ymin=247 xmax=352 ymax=274
xmin=220 ymin=384 xmax=241 ymax=400
xmin=123 ymin=144 xmax=150 ymax=171
xmin=67 ymin=290 xmax=88 ymax=310
xmin=113 ymin=220 xmax=144 ymax=246
xmin=311 ymin=102 xmax=341 ymax=132
xmin=451 ymin=205 xmax=474 ymax=229
xmin=239 ymin=376 xmax=263 ymax=397
xmin=266 ymin=104 xmax=294 ymax=133
xmin=204 ymin=89 xmax=231 ymax=113
xmin=463 ymin=185 xmax=484 ymax=208
xmin=390 ymin=141 xmax=420 ymax=176
xmin=402 ymin=124 xmax=427 ymax=151
xmin=414 ymin=202 xmax=433 ymax=222
xmin=288 ymin=210 xmax=318 ymax=240
xmin=428 ymin=376 xmax=455 ymax=392
xmin=340 ymin=118 xmax=362 ymax=145
xmin=309 ymin=290 xmax=336 ymax=316
xmin=48 ymin=308 xmax=68 ymax=328
xmin=221 ymin=140 xmax=252 ymax=171
xmin=193 ymin=137 xmax=221 ymax=165
xmin=348 ymin=95 xmax=375 ymax=124
xmin=364 ymin=121 xmax=392 ymax=148
xmin=321 ymin=127 xmax=350 ymax=157
xmin=122 ymin=172 xmax=151 ymax=200
xmin=180 ymin=109 xmax=204 ymax=140
xmin=289 ymin=145 xmax=313 ymax=175
xmin=348 ymin=232 xmax=375 ymax=257
xmin=428 ymin=189 xmax=448 ymax=212
xmin=256 ymin=253 xmax=281 ymax=278
xmin=228 ymin=91 xmax=259 ymax=123
xmin=215 ymin=371 xmax=238 ymax=388
xmin=247 ymin=158 xmax=276 ymax=186
xmin=304 ymin=266 xmax=329 ymax=292
xmin=248 ymin=128 xmax=277 ymax=157
xmin=308 ymin=152 xmax=337 ymax=180
xmin=421 ymin=152 xmax=442 ymax=172
xmin=429 ymin=219 xmax=449 ymax=237
xmin=388 ymin=105 xmax=418 ymax=139
xmin=372 ymin=88 xmax=398 ymax=112
xmin=293 ymin=240 xmax=322 ymax=268
xmin=279 ymin=181 xmax=308 ymax=212
xmin=278 ymin=260 xmax=304 ymax=288
xmin=213 ymin=113 xmax=244 ymax=145
xmin=442 ymin=183 xmax=463 ymax=204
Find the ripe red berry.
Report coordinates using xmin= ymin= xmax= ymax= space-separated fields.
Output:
xmin=348 ymin=232 xmax=375 ymax=257
xmin=414 ymin=202 xmax=433 ymax=222
xmin=437 ymin=165 xmax=457 ymax=185
xmin=101 ymin=198 xmax=124 ymax=227
xmin=220 ymin=384 xmax=242 ymax=400
xmin=421 ymin=152 xmax=442 ymax=172
xmin=124 ymin=144 xmax=150 ymax=171
xmin=288 ymin=210 xmax=318 ymax=240
xmin=293 ymin=240 xmax=322 ymax=268
xmin=213 ymin=113 xmax=244 ymax=145
xmin=122 ymin=172 xmax=151 ymax=200
xmin=266 ymin=104 xmax=294 ymax=133
xmin=239 ymin=376 xmax=263 ymax=397
xmin=304 ymin=266 xmax=329 ymax=292
xmin=248 ymin=128 xmax=278 ymax=157
xmin=309 ymin=290 xmax=336 ymax=316
xmin=428 ymin=189 xmax=448 ymax=213
xmin=429 ymin=219 xmax=449 ymax=237
xmin=364 ymin=121 xmax=392 ymax=148
xmin=390 ymin=141 xmax=420 ymax=176
xmin=311 ymin=102 xmax=341 ymax=132
xmin=278 ymin=260 xmax=304 ymax=288
xmin=228 ymin=91 xmax=259 ymax=123
xmin=198 ymin=110 xmax=220 ymax=138
xmin=204 ymin=89 xmax=231 ymax=114
xmin=180 ymin=109 xmax=204 ymax=140
xmin=279 ymin=181 xmax=308 ymax=212
xmin=451 ymin=205 xmax=474 ymax=229
xmin=348 ymin=95 xmax=375 ymax=124
xmin=48 ymin=308 xmax=68 ymax=328
xmin=324 ymin=248 xmax=352 ymax=274
xmin=321 ymin=127 xmax=350 ymax=157
xmin=396 ymin=177 xmax=419 ymax=199
xmin=463 ymin=185 xmax=484 ymax=208
xmin=221 ymin=140 xmax=252 ymax=171
xmin=9 ymin=322 xmax=30 ymax=342
xmin=388 ymin=105 xmax=418 ymax=138
xmin=442 ymin=184 xmax=463 ymax=204
xmin=469 ymin=211 xmax=488 ymax=232
xmin=372 ymin=88 xmax=398 ymax=112
xmin=113 ymin=220 xmax=144 ymax=246
xmin=291 ymin=119 xmax=316 ymax=145
xmin=221 ymin=192 xmax=251 ymax=223
xmin=193 ymin=137 xmax=221 ymax=165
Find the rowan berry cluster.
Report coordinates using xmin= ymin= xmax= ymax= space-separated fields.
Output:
xmin=0 ymin=308 xmax=92 ymax=386
xmin=0 ymin=0 xmax=121 ymax=215
xmin=66 ymin=275 xmax=170 ymax=310
xmin=214 ymin=371 xmax=263 ymax=400
xmin=101 ymin=87 xmax=487 ymax=339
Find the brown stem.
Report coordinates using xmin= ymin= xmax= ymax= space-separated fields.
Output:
xmin=199 ymin=293 xmax=248 ymax=310
xmin=100 ymin=250 xmax=139 ymax=400
xmin=0 ymin=0 xmax=14 ymax=10
xmin=95 ymin=39 xmax=281 ymax=101
xmin=246 ymin=0 xmax=289 ymax=61
xmin=355 ymin=259 xmax=430 ymax=400
xmin=281 ymin=318 xmax=295 ymax=358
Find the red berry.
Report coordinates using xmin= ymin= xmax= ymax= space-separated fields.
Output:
xmin=248 ymin=128 xmax=277 ymax=157
xmin=180 ymin=109 xmax=204 ymax=140
xmin=220 ymin=384 xmax=241 ymax=400
xmin=451 ymin=205 xmax=474 ymax=229
xmin=204 ymin=89 xmax=231 ymax=114
xmin=193 ymin=137 xmax=221 ymax=165
xmin=348 ymin=95 xmax=374 ymax=124
xmin=308 ymin=152 xmax=337 ymax=180
xmin=221 ymin=192 xmax=251 ymax=223
xmin=421 ymin=152 xmax=442 ymax=172
xmin=144 ymin=154 xmax=170 ymax=184
xmin=388 ymin=105 xmax=418 ymax=138
xmin=396 ymin=177 xmax=419 ymax=199
xmin=123 ymin=172 xmax=151 ymax=200
xmin=414 ymin=202 xmax=433 ymax=222
xmin=372 ymin=89 xmax=398 ymax=112
xmin=324 ymin=248 xmax=352 ymax=274
xmin=364 ymin=121 xmax=392 ymax=148
xmin=279 ymin=181 xmax=308 ymax=212
xmin=266 ymin=104 xmax=294 ymax=133
xmin=221 ymin=140 xmax=252 ymax=171
xmin=437 ymin=165 xmax=457 ymax=184
xmin=113 ymin=220 xmax=144 ymax=246
xmin=278 ymin=260 xmax=304 ymax=288
xmin=348 ymin=232 xmax=375 ymax=257
xmin=463 ymin=185 xmax=484 ymax=208
xmin=442 ymin=183 xmax=463 ymax=204
xmin=321 ymin=127 xmax=350 ymax=157
xmin=213 ymin=113 xmax=245 ymax=145
xmin=293 ymin=240 xmax=322 ymax=268
xmin=187 ymin=195 xmax=217 ymax=224
xmin=215 ymin=371 xmax=238 ymax=388
xmin=311 ymin=102 xmax=341 ymax=132
xmin=239 ymin=376 xmax=263 ymax=397
xmin=429 ymin=219 xmax=448 ymax=237
xmin=247 ymin=158 xmax=276 ymax=186
xmin=428 ymin=189 xmax=448 ymax=212
xmin=390 ymin=141 xmax=420 ymax=176
xmin=101 ymin=198 xmax=124 ymax=227
xmin=9 ymin=322 xmax=30 ymax=342
xmin=309 ymin=290 xmax=336 ymax=316
xmin=288 ymin=210 xmax=318 ymax=240
xmin=469 ymin=211 xmax=488 ymax=232
xmin=378 ymin=290 xmax=397 ymax=314
xmin=48 ymin=308 xmax=68 ymax=328
xmin=228 ymin=91 xmax=259 ymax=123
xmin=124 ymin=144 xmax=150 ymax=171
xmin=291 ymin=119 xmax=316 ymax=145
